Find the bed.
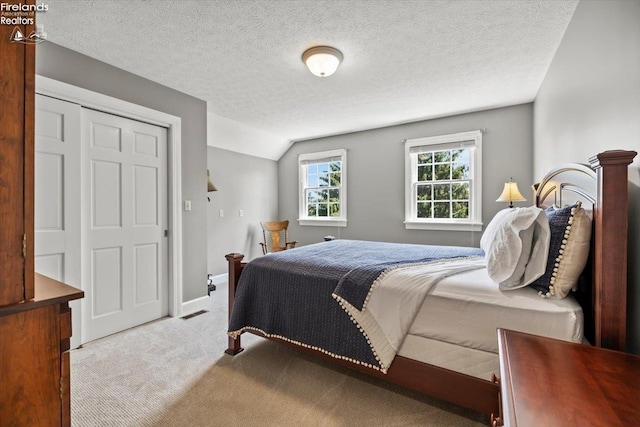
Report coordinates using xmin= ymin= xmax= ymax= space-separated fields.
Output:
xmin=223 ymin=150 xmax=636 ymax=417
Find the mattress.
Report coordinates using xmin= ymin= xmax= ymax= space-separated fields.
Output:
xmin=398 ymin=334 xmax=499 ymax=380
xmin=402 ymin=267 xmax=584 ymax=354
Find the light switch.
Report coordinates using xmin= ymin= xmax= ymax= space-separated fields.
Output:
xmin=184 ymin=200 xmax=192 ymax=211
xmin=219 ymin=209 xmax=224 ymax=217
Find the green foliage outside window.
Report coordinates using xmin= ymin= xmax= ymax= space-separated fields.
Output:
xmin=415 ymin=149 xmax=471 ymax=219
xmin=306 ymin=161 xmax=342 ymax=218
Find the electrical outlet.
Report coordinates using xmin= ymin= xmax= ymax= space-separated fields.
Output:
xmin=184 ymin=200 xmax=192 ymax=211
xmin=239 ymin=209 xmax=244 ymax=217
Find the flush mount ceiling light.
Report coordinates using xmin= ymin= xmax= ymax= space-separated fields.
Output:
xmin=302 ymin=46 xmax=343 ymax=77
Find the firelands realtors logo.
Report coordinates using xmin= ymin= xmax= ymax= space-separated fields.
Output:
xmin=1 ymin=2 xmax=49 ymax=44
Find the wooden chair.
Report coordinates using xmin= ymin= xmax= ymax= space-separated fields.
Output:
xmin=260 ymin=220 xmax=298 ymax=254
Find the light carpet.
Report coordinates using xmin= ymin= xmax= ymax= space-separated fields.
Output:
xmin=71 ymin=281 xmax=487 ymax=426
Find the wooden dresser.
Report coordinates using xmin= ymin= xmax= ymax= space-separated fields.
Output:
xmin=1 ymin=2 xmax=84 ymax=426
xmin=497 ymin=328 xmax=640 ymax=426
xmin=0 ymin=275 xmax=83 ymax=426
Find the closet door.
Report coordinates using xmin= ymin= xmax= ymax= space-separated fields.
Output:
xmin=82 ymin=108 xmax=168 ymax=342
xmin=34 ymin=94 xmax=82 ymax=348
xmin=34 ymin=95 xmax=82 ymax=287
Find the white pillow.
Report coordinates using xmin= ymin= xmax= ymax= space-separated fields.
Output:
xmin=480 ymin=207 xmax=550 ymax=289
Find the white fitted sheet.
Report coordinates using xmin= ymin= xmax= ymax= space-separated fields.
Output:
xmin=404 ymin=267 xmax=583 ymax=354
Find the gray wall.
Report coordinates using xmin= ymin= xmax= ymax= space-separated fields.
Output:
xmin=533 ymin=0 xmax=640 ymax=353
xmin=36 ymin=43 xmax=209 ymax=303
xmin=279 ymin=104 xmax=533 ymax=248
xmin=207 ymin=147 xmax=278 ymax=276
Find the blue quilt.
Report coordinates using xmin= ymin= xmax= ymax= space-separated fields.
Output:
xmin=228 ymin=239 xmax=483 ymax=370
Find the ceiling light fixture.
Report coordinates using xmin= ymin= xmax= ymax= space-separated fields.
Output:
xmin=302 ymin=46 xmax=343 ymax=77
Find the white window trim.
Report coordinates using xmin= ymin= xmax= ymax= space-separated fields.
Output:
xmin=298 ymin=149 xmax=347 ymax=227
xmin=404 ymin=130 xmax=482 ymax=232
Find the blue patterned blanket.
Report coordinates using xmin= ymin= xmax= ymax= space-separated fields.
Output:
xmin=228 ymin=239 xmax=483 ymax=370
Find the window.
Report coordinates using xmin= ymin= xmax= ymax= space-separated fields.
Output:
xmin=405 ymin=130 xmax=482 ymax=231
xmin=298 ymin=149 xmax=347 ymax=227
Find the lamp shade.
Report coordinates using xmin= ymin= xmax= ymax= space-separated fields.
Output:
xmin=207 ymin=170 xmax=217 ymax=192
xmin=496 ymin=180 xmax=526 ymax=208
xmin=302 ymin=46 xmax=343 ymax=77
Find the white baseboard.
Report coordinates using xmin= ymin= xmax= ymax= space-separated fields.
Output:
xmin=181 ymin=296 xmax=210 ymax=317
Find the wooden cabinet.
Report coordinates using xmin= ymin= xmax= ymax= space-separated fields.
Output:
xmin=497 ymin=329 xmax=640 ymax=426
xmin=0 ymin=4 xmax=35 ymax=306
xmin=0 ymin=2 xmax=84 ymax=426
xmin=0 ymin=275 xmax=83 ymax=426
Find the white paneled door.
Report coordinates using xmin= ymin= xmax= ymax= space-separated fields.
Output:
xmin=35 ymin=95 xmax=81 ymax=281
xmin=82 ymin=109 xmax=168 ymax=342
xmin=35 ymin=94 xmax=82 ymax=348
xmin=36 ymin=93 xmax=170 ymax=345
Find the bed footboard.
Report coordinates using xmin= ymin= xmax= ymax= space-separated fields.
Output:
xmin=224 ymin=253 xmax=246 ymax=355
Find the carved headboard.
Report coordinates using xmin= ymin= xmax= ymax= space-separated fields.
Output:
xmin=534 ymin=163 xmax=596 ymax=212
xmin=534 ymin=150 xmax=636 ymax=351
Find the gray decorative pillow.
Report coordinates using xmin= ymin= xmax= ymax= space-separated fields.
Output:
xmin=530 ymin=202 xmax=591 ymax=299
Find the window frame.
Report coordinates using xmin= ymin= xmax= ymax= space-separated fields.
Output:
xmin=298 ymin=148 xmax=347 ymax=227
xmin=404 ymin=130 xmax=482 ymax=231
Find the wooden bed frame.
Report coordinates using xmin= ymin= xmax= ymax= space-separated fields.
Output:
xmin=224 ymin=150 xmax=636 ymax=417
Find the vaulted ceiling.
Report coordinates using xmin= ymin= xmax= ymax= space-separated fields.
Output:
xmin=40 ymin=0 xmax=578 ymax=159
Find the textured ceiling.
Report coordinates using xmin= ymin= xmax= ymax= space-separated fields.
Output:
xmin=39 ymin=0 xmax=578 ymax=159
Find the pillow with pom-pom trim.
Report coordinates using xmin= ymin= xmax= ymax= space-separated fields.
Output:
xmin=530 ymin=202 xmax=591 ymax=299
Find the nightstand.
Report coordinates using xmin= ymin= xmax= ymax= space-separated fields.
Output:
xmin=496 ymin=329 xmax=640 ymax=426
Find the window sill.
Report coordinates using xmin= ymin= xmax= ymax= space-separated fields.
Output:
xmin=404 ymin=220 xmax=483 ymax=232
xmin=298 ymin=218 xmax=347 ymax=227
